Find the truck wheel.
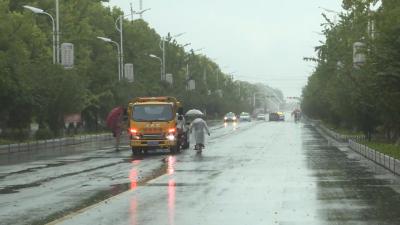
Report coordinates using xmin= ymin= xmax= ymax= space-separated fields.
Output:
xmin=132 ymin=147 xmax=141 ymax=156
xmin=170 ymin=145 xmax=180 ymax=154
xmin=182 ymin=133 xmax=190 ymax=149
xmin=182 ymin=140 xmax=190 ymax=149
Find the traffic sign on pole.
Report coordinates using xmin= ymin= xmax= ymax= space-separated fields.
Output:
xmin=61 ymin=43 xmax=74 ymax=69
xmin=124 ymin=63 xmax=134 ymax=82
xmin=166 ymin=73 xmax=173 ymax=85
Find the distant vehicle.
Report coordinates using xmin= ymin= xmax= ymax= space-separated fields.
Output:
xmin=256 ymin=114 xmax=266 ymax=121
xmin=224 ymin=112 xmax=237 ymax=122
xmin=239 ymin=112 xmax=251 ymax=122
xmin=269 ymin=112 xmax=285 ymax=121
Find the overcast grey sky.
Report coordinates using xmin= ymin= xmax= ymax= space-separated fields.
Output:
xmin=106 ymin=0 xmax=343 ymax=97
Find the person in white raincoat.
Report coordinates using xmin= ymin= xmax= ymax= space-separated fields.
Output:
xmin=189 ymin=117 xmax=210 ymax=148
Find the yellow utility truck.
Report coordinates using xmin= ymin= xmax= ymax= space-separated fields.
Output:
xmin=127 ymin=97 xmax=188 ymax=155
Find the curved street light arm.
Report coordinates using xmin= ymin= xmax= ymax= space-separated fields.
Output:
xmin=97 ymin=37 xmax=121 ymax=81
xmin=149 ymin=54 xmax=162 ymax=62
xmin=24 ymin=6 xmax=56 ymax=64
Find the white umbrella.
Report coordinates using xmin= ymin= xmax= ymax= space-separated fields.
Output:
xmin=185 ymin=109 xmax=204 ymax=116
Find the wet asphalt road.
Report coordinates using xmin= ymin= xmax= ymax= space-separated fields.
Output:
xmin=2 ymin=117 xmax=400 ymax=225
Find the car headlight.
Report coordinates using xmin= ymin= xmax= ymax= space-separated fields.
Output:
xmin=224 ymin=117 xmax=228 ymax=120
xmin=233 ymin=117 xmax=237 ymax=120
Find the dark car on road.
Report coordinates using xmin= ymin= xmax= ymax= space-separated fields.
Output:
xmin=224 ymin=112 xmax=237 ymax=122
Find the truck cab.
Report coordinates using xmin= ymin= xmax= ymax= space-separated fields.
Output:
xmin=127 ymin=97 xmax=188 ymax=155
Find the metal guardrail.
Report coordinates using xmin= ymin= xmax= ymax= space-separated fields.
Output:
xmin=306 ymin=116 xmax=399 ymax=176
xmin=0 ymin=133 xmax=114 ymax=155
xmin=349 ymin=139 xmax=400 ymax=175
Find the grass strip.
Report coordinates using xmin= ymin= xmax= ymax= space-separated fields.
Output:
xmin=361 ymin=141 xmax=400 ymax=160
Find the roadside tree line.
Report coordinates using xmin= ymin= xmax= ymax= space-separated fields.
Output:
xmin=302 ymin=0 xmax=400 ymax=143
xmin=0 ymin=0 xmax=282 ymax=140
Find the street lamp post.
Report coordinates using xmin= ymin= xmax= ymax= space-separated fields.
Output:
xmin=55 ymin=0 xmax=60 ymax=64
xmin=187 ymin=47 xmax=204 ymax=75
xmin=97 ymin=36 xmax=121 ymax=81
xmin=160 ymin=32 xmax=185 ymax=80
xmin=318 ymin=6 xmax=340 ymax=24
xmin=181 ymin=43 xmax=191 ymax=48
xmin=24 ymin=5 xmax=56 ymax=64
xmin=149 ymin=54 xmax=163 ymax=80
xmin=115 ymin=15 xmax=124 ymax=79
xmin=114 ymin=9 xmax=151 ymax=79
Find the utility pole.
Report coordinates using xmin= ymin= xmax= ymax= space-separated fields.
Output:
xmin=238 ymin=82 xmax=241 ymax=97
xmin=217 ymin=71 xmax=219 ymax=89
xmin=162 ymin=39 xmax=166 ymax=80
xmin=120 ymin=15 xmax=124 ymax=79
xmin=253 ymin=93 xmax=256 ymax=108
xmin=160 ymin=33 xmax=184 ymax=81
xmin=186 ymin=63 xmax=189 ymax=80
xmin=115 ymin=15 xmax=124 ymax=80
xmin=55 ymin=0 xmax=60 ymax=63
xmin=130 ymin=3 xmax=134 ymax=22
xmin=140 ymin=0 xmax=143 ymax=19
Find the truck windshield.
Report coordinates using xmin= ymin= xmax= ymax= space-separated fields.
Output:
xmin=132 ymin=104 xmax=174 ymax=122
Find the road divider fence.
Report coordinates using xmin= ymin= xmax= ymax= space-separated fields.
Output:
xmin=349 ymin=139 xmax=400 ymax=175
xmin=0 ymin=133 xmax=114 ymax=155
xmin=305 ymin=115 xmax=399 ymax=176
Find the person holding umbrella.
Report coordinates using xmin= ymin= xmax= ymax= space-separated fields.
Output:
xmin=106 ymin=106 xmax=127 ymax=150
xmin=187 ymin=109 xmax=210 ymax=153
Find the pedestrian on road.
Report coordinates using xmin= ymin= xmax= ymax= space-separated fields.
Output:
xmin=113 ymin=112 xmax=123 ymax=150
xmin=189 ymin=116 xmax=210 ymax=150
xmin=106 ymin=106 xmax=127 ymax=151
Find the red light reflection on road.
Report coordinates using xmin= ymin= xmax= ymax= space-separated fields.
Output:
xmin=130 ymin=196 xmax=137 ymax=225
xmin=166 ymin=156 xmax=176 ymax=225
xmin=129 ymin=160 xmax=140 ymax=190
xmin=129 ymin=160 xmax=140 ymax=225
xmin=168 ymin=179 xmax=176 ymax=225
xmin=129 ymin=169 xmax=138 ymax=190
xmin=133 ymin=159 xmax=140 ymax=166
xmin=167 ymin=156 xmax=176 ymax=175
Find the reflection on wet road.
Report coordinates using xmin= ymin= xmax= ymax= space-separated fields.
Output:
xmin=2 ymin=120 xmax=400 ymax=225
